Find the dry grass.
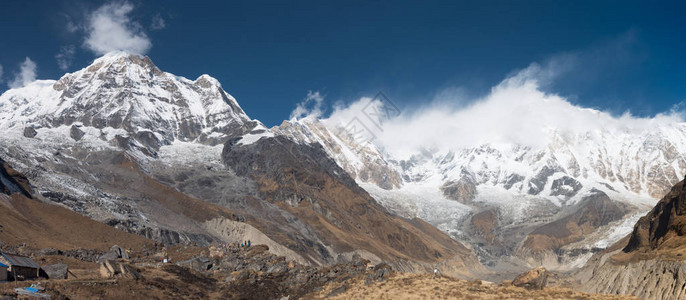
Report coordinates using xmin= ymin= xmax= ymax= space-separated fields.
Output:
xmin=306 ymin=273 xmax=638 ymax=300
xmin=0 ymin=193 xmax=151 ymax=251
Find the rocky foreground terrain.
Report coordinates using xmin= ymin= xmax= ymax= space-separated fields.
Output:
xmin=0 ymin=241 xmax=638 ymax=300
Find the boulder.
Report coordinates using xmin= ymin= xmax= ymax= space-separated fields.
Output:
xmin=512 ymin=267 xmax=548 ymax=290
xmin=23 ymin=127 xmax=37 ymax=138
xmin=110 ymin=245 xmax=123 ymax=256
xmin=99 ymin=260 xmax=141 ymax=280
xmin=98 ymin=250 xmax=120 ymax=262
xmin=114 ymin=245 xmax=130 ymax=260
xmin=42 ymin=263 xmax=68 ymax=279
xmin=70 ymin=125 xmax=85 ymax=141
xmin=190 ymin=257 xmax=213 ymax=272
xmin=365 ymin=263 xmax=392 ymax=285
xmin=98 ymin=245 xmax=129 ymax=262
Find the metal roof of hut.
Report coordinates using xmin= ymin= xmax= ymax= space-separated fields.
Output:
xmin=0 ymin=253 xmax=39 ymax=269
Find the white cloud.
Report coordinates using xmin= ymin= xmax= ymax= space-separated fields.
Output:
xmin=55 ymin=45 xmax=76 ymax=70
xmin=8 ymin=57 xmax=37 ymax=89
xmin=151 ymin=13 xmax=166 ymax=30
xmin=84 ymin=1 xmax=151 ymax=55
xmin=323 ymin=63 xmax=685 ymax=159
xmin=290 ymin=91 xmax=325 ymax=120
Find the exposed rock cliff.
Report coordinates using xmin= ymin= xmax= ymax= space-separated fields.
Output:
xmin=579 ymin=177 xmax=686 ymax=299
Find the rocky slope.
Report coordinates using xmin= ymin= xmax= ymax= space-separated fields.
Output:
xmin=0 ymin=157 xmax=151 ymax=252
xmin=0 ymin=52 xmax=483 ymax=277
xmin=222 ymin=135 xmax=481 ymax=275
xmin=579 ymin=177 xmax=686 ymax=299
xmin=277 ymin=112 xmax=686 ymax=271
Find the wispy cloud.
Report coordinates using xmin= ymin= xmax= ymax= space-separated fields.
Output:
xmin=290 ymin=91 xmax=325 ymax=120
xmin=8 ymin=57 xmax=37 ymax=89
xmin=151 ymin=13 xmax=166 ymax=30
xmin=66 ymin=19 xmax=80 ymax=33
xmin=55 ymin=45 xmax=76 ymax=70
xmin=84 ymin=1 xmax=152 ymax=55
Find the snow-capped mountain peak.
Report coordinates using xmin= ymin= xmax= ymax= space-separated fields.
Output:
xmin=0 ymin=51 xmax=257 ymax=154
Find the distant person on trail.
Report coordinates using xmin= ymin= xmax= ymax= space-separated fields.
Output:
xmin=433 ymin=267 xmax=441 ymax=279
xmin=247 ymin=240 xmax=251 ymax=247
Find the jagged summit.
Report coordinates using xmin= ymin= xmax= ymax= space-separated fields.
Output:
xmin=0 ymin=52 xmax=258 ymax=155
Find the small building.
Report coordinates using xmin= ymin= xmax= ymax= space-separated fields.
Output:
xmin=0 ymin=253 xmax=40 ymax=280
xmin=0 ymin=262 xmax=7 ymax=281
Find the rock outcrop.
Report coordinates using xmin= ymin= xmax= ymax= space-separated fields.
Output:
xmin=441 ymin=174 xmax=477 ymax=204
xmin=0 ymin=157 xmax=32 ymax=198
xmin=512 ymin=267 xmax=548 ymax=290
xmin=42 ymin=263 xmax=69 ymax=279
xmin=623 ymin=176 xmax=686 ymax=253
xmin=98 ymin=245 xmax=129 ymax=262
xmin=23 ymin=127 xmax=37 ymax=138
xmin=99 ymin=260 xmax=141 ymax=280
xmin=69 ymin=125 xmax=85 ymax=141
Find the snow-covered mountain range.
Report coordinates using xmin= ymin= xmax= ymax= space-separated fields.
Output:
xmin=2 ymin=51 xmax=685 ymax=273
xmin=275 ymin=94 xmax=686 ymax=270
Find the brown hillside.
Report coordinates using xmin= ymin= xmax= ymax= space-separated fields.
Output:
xmin=223 ymin=136 xmax=483 ymax=276
xmin=0 ymin=157 xmax=150 ymax=251
xmin=523 ymin=191 xmax=628 ymax=253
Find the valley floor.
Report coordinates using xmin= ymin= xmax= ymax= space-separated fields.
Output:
xmin=0 ymin=243 xmax=638 ymax=300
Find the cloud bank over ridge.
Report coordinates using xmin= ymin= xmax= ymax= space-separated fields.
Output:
xmin=317 ymin=63 xmax=685 ymax=159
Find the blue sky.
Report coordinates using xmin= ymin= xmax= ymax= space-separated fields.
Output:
xmin=1 ymin=0 xmax=685 ymax=126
